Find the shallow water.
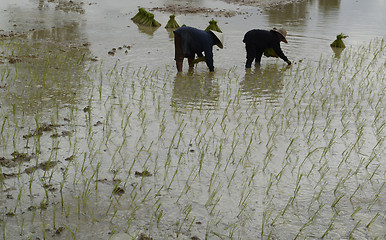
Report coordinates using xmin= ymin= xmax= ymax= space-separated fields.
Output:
xmin=0 ymin=0 xmax=385 ymax=239
xmin=2 ymin=0 xmax=385 ymax=70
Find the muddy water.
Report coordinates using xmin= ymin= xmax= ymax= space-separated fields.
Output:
xmin=0 ymin=0 xmax=385 ymax=239
xmin=2 ymin=0 xmax=385 ymax=69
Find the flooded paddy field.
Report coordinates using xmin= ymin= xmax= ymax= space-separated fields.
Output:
xmin=0 ymin=0 xmax=385 ymax=239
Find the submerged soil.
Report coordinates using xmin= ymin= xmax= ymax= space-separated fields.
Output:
xmin=150 ymin=0 xmax=306 ymax=17
xmin=224 ymin=0 xmax=305 ymax=7
xmin=150 ymin=5 xmax=240 ymax=17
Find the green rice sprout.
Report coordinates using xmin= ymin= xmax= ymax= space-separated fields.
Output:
xmin=321 ymin=210 xmax=340 ymax=239
xmin=349 ymin=220 xmax=362 ymax=239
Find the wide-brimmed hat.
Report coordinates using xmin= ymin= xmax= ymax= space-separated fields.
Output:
xmin=210 ymin=30 xmax=224 ymax=49
xmin=273 ymin=28 xmax=288 ymax=43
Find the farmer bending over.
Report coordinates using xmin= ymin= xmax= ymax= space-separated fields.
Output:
xmin=243 ymin=28 xmax=291 ymax=68
xmin=174 ymin=26 xmax=224 ymax=72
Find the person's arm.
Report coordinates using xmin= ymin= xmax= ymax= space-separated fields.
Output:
xmin=200 ymin=31 xmax=215 ymax=71
xmin=272 ymin=42 xmax=291 ymax=65
xmin=204 ymin=49 xmax=214 ymax=72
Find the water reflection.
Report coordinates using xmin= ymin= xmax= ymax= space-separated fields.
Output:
xmin=166 ymin=28 xmax=175 ymax=39
xmin=240 ymin=65 xmax=284 ymax=103
xmin=266 ymin=1 xmax=310 ymax=26
xmin=134 ymin=22 xmax=160 ymax=36
xmin=267 ymin=0 xmax=341 ymax=25
xmin=38 ymin=0 xmax=85 ymax=14
xmin=163 ymin=0 xmax=203 ymax=5
xmin=318 ymin=0 xmax=341 ymax=13
xmin=264 ymin=0 xmax=344 ymax=62
xmin=31 ymin=22 xmax=82 ymax=41
xmin=331 ymin=46 xmax=344 ymax=58
xmin=1 ymin=3 xmax=90 ymax=114
xmin=172 ymin=72 xmax=219 ymax=111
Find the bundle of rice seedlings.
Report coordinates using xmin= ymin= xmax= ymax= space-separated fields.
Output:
xmin=131 ymin=8 xmax=146 ymax=23
xmin=263 ymin=48 xmax=279 ymax=58
xmin=146 ymin=13 xmax=161 ymax=27
xmin=330 ymin=33 xmax=348 ymax=48
xmin=192 ymin=56 xmax=206 ymax=64
xmin=205 ymin=19 xmax=222 ymax=33
xmin=131 ymin=8 xmax=161 ymax=27
xmin=165 ymin=15 xmax=180 ymax=29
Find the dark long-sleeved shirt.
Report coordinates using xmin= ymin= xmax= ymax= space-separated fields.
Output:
xmin=243 ymin=29 xmax=289 ymax=62
xmin=174 ymin=26 xmax=216 ymax=71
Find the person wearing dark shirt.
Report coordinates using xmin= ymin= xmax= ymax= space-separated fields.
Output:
xmin=174 ymin=26 xmax=224 ymax=72
xmin=243 ymin=28 xmax=291 ymax=68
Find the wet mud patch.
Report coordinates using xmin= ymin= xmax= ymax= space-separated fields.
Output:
xmin=220 ymin=0 xmax=305 ymax=8
xmin=24 ymin=160 xmax=58 ymax=174
xmin=0 ymin=30 xmax=31 ymax=39
xmin=149 ymin=5 xmax=242 ymax=17
xmin=107 ymin=45 xmax=131 ymax=56
xmin=112 ymin=185 xmax=125 ymax=195
xmin=0 ymin=157 xmax=19 ymax=168
xmin=54 ymin=226 xmax=66 ymax=235
xmin=137 ymin=233 xmax=154 ymax=240
xmin=135 ymin=170 xmax=153 ymax=177
xmin=97 ymin=178 xmax=126 ymax=196
xmin=23 ymin=123 xmax=64 ymax=139
xmin=0 ymin=25 xmax=92 ymax=67
xmin=0 ymin=152 xmax=35 ymax=168
xmin=1 ymin=172 xmax=20 ymax=179
xmin=1 ymin=53 xmax=37 ymax=65
xmin=50 ymin=130 xmax=72 ymax=138
xmin=0 ymin=151 xmax=58 ymax=179
xmin=38 ymin=0 xmax=86 ymax=14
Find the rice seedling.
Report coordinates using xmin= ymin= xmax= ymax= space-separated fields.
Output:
xmin=1 ymin=21 xmax=386 ymax=239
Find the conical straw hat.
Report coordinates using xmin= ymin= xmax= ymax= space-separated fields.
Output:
xmin=210 ymin=30 xmax=224 ymax=49
xmin=273 ymin=28 xmax=288 ymax=43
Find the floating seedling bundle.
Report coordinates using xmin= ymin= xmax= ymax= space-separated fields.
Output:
xmin=330 ymin=33 xmax=348 ymax=48
xmin=165 ymin=15 xmax=180 ymax=29
xmin=131 ymin=8 xmax=161 ymax=27
xmin=205 ymin=19 xmax=222 ymax=33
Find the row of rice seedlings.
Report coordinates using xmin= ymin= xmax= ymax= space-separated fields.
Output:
xmin=1 ymin=38 xmax=385 ymax=239
xmin=0 ymin=36 xmax=103 ymax=239
xmin=81 ymin=38 xmax=385 ymax=238
xmin=258 ymin=39 xmax=385 ymax=239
